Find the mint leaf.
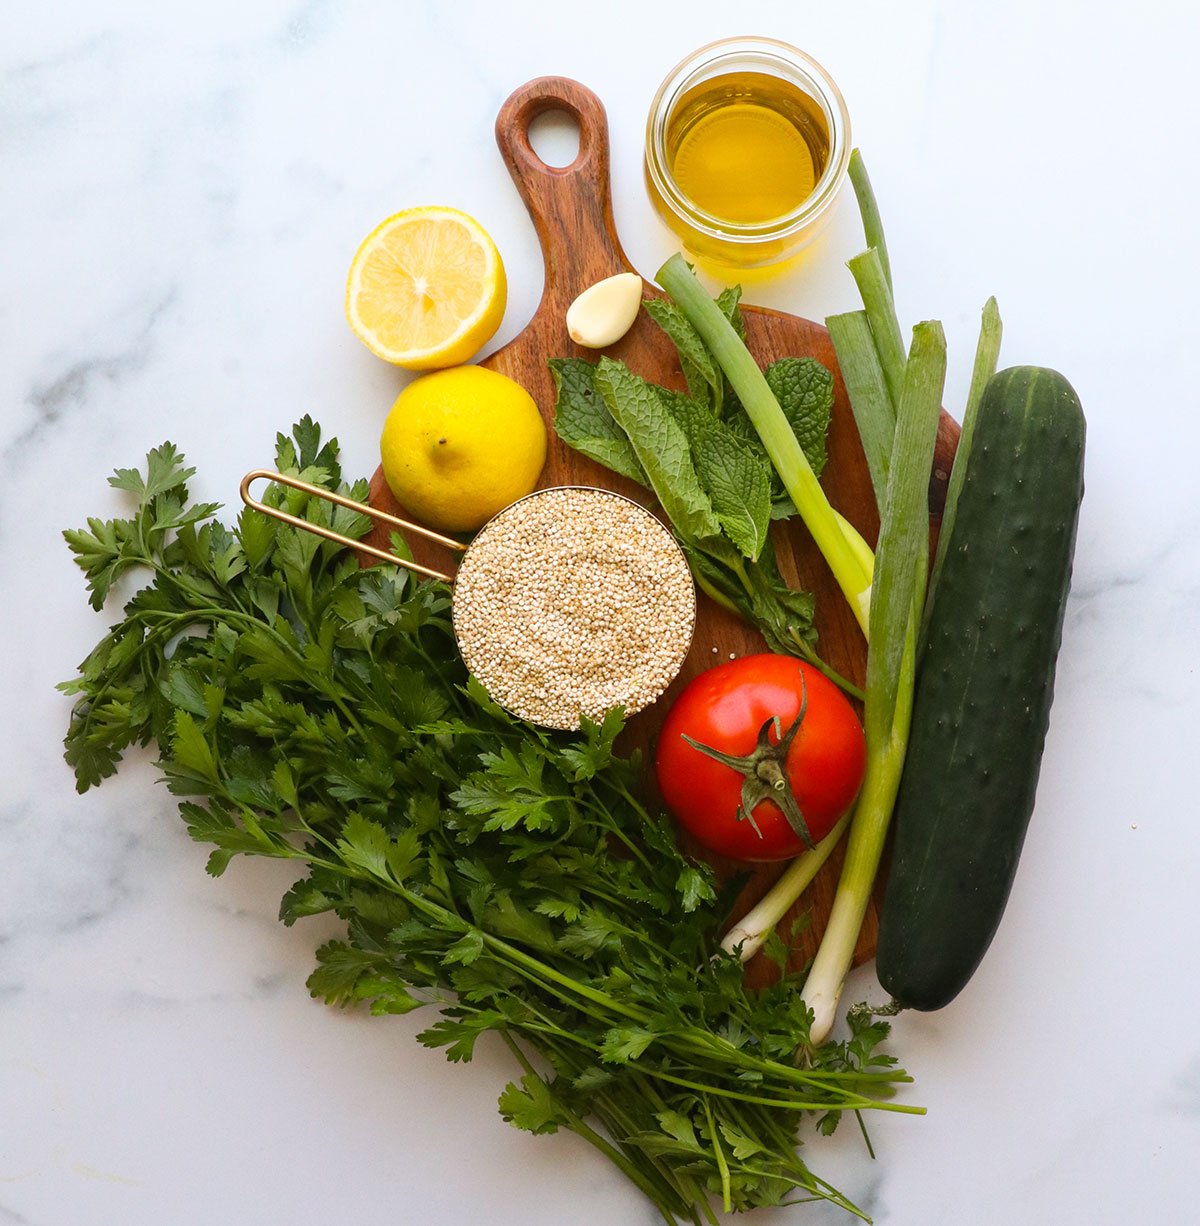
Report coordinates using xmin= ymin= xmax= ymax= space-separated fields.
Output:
xmin=764 ymin=358 xmax=835 ymax=517
xmin=700 ymin=434 xmax=771 ymax=559
xmin=643 ymin=297 xmax=722 ymax=411
xmin=726 ymin=357 xmax=834 ymax=517
xmin=742 ymin=543 xmax=819 ymax=650
xmin=768 ymin=357 xmax=833 ymax=474
xmin=549 ymin=357 xmax=648 ymax=486
xmin=592 ymin=358 xmax=720 ymax=543
xmin=667 ymin=397 xmax=771 ymax=561
xmin=716 ymin=285 xmax=746 ymax=337
xmin=682 ymin=536 xmax=817 ymax=654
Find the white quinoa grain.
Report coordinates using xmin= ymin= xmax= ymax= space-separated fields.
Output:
xmin=452 ymin=487 xmax=695 ymax=730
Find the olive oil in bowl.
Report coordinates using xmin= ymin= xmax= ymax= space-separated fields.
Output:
xmin=666 ymin=71 xmax=831 ymax=225
xmin=645 ymin=39 xmax=850 ymax=267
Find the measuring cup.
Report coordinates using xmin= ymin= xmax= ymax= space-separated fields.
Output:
xmin=240 ymin=470 xmax=696 ymax=730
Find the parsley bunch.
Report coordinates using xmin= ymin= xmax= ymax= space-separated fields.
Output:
xmin=62 ymin=420 xmax=916 ymax=1224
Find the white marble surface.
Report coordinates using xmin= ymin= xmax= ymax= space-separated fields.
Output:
xmin=4 ymin=3 xmax=1199 ymax=1223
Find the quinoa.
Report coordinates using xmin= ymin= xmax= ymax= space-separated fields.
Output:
xmin=451 ymin=487 xmax=695 ymax=730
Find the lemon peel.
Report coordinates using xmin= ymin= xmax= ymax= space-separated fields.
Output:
xmin=346 ymin=206 xmax=506 ymax=370
xmin=380 ymin=366 xmax=546 ymax=533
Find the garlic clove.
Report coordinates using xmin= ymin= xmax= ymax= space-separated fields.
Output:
xmin=565 ymin=272 xmax=643 ymax=349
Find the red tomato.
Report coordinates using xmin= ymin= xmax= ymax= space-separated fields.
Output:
xmin=655 ymin=654 xmax=866 ymax=863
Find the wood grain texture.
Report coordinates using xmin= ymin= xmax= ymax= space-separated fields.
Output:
xmin=365 ymin=77 xmax=959 ymax=985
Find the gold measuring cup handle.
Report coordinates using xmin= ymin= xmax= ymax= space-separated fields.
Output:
xmin=239 ymin=469 xmax=465 ymax=583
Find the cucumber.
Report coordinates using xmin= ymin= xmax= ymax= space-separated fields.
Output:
xmin=876 ymin=366 xmax=1085 ymax=1011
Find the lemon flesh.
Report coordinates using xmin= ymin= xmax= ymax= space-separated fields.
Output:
xmin=346 ymin=206 xmax=507 ymax=370
xmin=380 ymin=366 xmax=547 ymax=533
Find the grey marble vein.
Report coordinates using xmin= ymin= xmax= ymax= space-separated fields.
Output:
xmin=5 ymin=288 xmax=178 ymax=467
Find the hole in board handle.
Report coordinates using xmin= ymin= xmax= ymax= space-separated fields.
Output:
xmin=527 ymin=108 xmax=581 ymax=168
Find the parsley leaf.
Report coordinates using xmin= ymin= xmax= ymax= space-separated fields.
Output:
xmin=61 ymin=424 xmax=914 ymax=1225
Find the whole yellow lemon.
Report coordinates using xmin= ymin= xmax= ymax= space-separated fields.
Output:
xmin=380 ymin=366 xmax=547 ymax=533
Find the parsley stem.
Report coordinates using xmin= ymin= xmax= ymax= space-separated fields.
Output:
xmin=622 ymin=1074 xmax=720 ymax=1225
xmin=505 ymin=1026 xmax=716 ymax=1222
xmin=658 ymin=1057 xmax=920 ymax=1113
xmin=746 ymin=1165 xmax=871 ymax=1222
xmin=703 ymin=1097 xmax=733 ymax=1213
xmin=226 ymin=797 xmax=913 ymax=1108
xmin=787 ymin=631 xmax=866 ymax=702
xmin=579 ymin=800 xmax=655 ymax=874
xmin=499 ymin=1013 xmax=891 ymax=1114
xmin=67 ymin=432 xmax=917 ymax=1226
xmin=380 ymin=872 xmax=654 ymax=1026
xmin=499 ymin=1034 xmax=683 ymax=1224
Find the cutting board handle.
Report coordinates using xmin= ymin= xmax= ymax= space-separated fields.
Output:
xmin=495 ymin=76 xmax=638 ymax=322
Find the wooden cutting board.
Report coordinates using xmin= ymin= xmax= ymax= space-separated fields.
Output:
xmin=365 ymin=77 xmax=959 ymax=984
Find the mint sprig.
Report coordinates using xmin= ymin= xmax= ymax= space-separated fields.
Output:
xmin=552 ymin=289 xmax=845 ymax=689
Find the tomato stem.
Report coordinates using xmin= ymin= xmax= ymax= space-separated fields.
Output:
xmin=679 ymin=676 xmax=816 ymax=849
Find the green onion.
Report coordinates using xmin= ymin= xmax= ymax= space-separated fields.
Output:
xmin=803 ymin=319 xmax=947 ymax=1042
xmin=719 ymin=814 xmax=852 ymax=961
xmin=862 ymin=321 xmax=944 ymax=740
xmin=655 ymin=253 xmax=875 ymax=634
xmin=847 ymin=247 xmax=906 ymax=410
xmin=718 ymin=321 xmax=946 ymax=1029
xmin=833 ymin=508 xmax=875 ymax=582
xmin=717 ymin=151 xmax=1004 ymax=1046
xmin=826 ymin=310 xmax=895 ymax=506
xmin=849 ymin=149 xmax=892 ymax=294
xmin=922 ymin=296 xmax=1003 ymax=638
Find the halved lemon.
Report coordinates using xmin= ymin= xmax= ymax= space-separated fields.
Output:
xmin=345 ymin=206 xmax=507 ymax=370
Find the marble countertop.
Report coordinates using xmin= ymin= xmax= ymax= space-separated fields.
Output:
xmin=5 ymin=3 xmax=1199 ymax=1223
